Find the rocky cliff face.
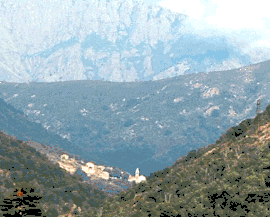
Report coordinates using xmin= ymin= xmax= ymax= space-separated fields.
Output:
xmin=0 ymin=0 xmax=254 ymax=83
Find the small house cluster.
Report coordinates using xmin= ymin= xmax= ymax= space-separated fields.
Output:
xmin=81 ymin=162 xmax=109 ymax=180
xmin=58 ymin=154 xmax=77 ymax=174
xmin=58 ymin=155 xmax=146 ymax=183
xmin=59 ymin=154 xmax=109 ymax=180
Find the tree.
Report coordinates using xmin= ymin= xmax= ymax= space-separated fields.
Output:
xmin=0 ymin=183 xmax=45 ymax=216
xmin=45 ymin=204 xmax=59 ymax=217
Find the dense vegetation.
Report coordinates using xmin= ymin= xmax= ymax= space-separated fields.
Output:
xmin=82 ymin=104 xmax=270 ymax=216
xmin=0 ymin=132 xmax=111 ymax=216
xmin=1 ymin=104 xmax=270 ymax=216
xmin=0 ymin=97 xmax=107 ymax=166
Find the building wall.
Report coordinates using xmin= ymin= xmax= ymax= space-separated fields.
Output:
xmin=58 ymin=161 xmax=77 ymax=175
xmin=81 ymin=162 xmax=109 ymax=180
xmin=128 ymin=168 xmax=147 ymax=183
xmin=61 ymin=154 xmax=69 ymax=160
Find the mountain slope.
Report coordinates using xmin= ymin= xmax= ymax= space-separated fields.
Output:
xmin=84 ymin=103 xmax=270 ymax=216
xmin=0 ymin=95 xmax=110 ymax=166
xmin=0 ymin=130 xmax=110 ymax=216
xmin=0 ymin=0 xmax=256 ymax=83
xmin=0 ymin=93 xmax=137 ymax=195
xmin=1 ymin=58 xmax=270 ymax=176
xmin=0 ymin=89 xmax=270 ymax=216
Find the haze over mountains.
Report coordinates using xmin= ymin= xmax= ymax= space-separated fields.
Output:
xmin=1 ymin=0 xmax=270 ymax=178
xmin=0 ymin=0 xmax=266 ymax=83
xmin=1 ymin=1 xmax=270 ymax=215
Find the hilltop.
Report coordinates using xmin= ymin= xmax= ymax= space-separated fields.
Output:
xmin=0 ymin=0 xmax=256 ymax=83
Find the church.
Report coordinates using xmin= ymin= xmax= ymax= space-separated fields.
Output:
xmin=128 ymin=168 xmax=147 ymax=184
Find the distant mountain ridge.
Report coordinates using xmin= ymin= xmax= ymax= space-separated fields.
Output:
xmin=1 ymin=58 xmax=270 ymax=176
xmin=0 ymin=0 xmax=257 ymax=83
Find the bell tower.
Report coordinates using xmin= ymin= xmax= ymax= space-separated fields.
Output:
xmin=135 ymin=168 xmax=140 ymax=177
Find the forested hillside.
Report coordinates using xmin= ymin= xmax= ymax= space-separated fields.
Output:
xmin=1 ymin=104 xmax=270 ymax=216
xmin=84 ymin=104 xmax=270 ymax=216
xmin=0 ymin=132 xmax=111 ymax=216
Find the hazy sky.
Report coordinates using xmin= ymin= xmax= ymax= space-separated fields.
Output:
xmin=142 ymin=0 xmax=270 ymax=58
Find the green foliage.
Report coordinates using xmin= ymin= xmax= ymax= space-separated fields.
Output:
xmin=0 ymin=131 xmax=111 ymax=216
xmin=84 ymin=104 xmax=270 ymax=216
xmin=0 ymin=183 xmax=46 ymax=216
xmin=1 ymin=104 xmax=270 ymax=216
xmin=45 ymin=204 xmax=59 ymax=217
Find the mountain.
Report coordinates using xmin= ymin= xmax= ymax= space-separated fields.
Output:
xmin=1 ymin=99 xmax=269 ymax=216
xmin=81 ymin=103 xmax=270 ymax=216
xmin=0 ymin=0 xmax=259 ymax=83
xmin=1 ymin=58 xmax=270 ymax=176
xmin=0 ymin=94 xmax=137 ymax=195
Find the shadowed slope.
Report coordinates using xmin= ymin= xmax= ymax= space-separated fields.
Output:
xmin=0 ymin=130 xmax=110 ymax=216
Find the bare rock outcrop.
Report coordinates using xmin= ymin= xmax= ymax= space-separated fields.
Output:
xmin=203 ymin=87 xmax=220 ymax=98
xmin=229 ymin=108 xmax=236 ymax=117
xmin=194 ymin=83 xmax=202 ymax=88
xmin=206 ymin=106 xmax=219 ymax=115
xmin=173 ymin=97 xmax=184 ymax=103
